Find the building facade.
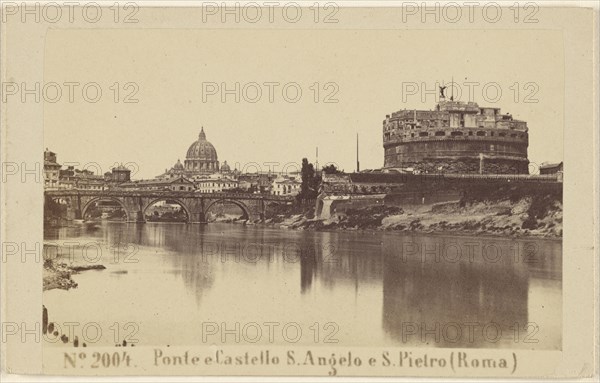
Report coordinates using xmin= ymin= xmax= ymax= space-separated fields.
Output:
xmin=109 ymin=165 xmax=132 ymax=182
xmin=119 ymin=176 xmax=196 ymax=191
xmin=196 ymin=174 xmax=239 ymax=193
xmin=383 ymin=96 xmax=529 ymax=174
xmin=59 ymin=166 xmax=105 ymax=190
xmin=44 ymin=149 xmax=61 ymax=189
xmin=539 ymin=162 xmax=563 ymax=175
xmin=271 ymin=175 xmax=301 ymax=196
xmin=43 ymin=148 xmax=136 ymax=191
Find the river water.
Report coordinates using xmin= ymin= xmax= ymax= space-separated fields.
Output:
xmin=43 ymin=222 xmax=561 ymax=350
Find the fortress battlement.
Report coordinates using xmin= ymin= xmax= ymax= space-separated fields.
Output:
xmin=383 ymin=97 xmax=529 ymax=174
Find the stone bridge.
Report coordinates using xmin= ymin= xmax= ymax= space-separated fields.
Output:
xmin=45 ymin=189 xmax=295 ymax=223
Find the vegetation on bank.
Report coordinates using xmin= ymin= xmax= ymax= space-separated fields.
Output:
xmin=295 ymin=159 xmax=343 ymax=201
xmin=44 ymin=195 xmax=67 ymax=226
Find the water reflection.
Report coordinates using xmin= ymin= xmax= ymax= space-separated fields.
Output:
xmin=382 ymin=251 xmax=528 ymax=347
xmin=43 ymin=223 xmax=561 ymax=349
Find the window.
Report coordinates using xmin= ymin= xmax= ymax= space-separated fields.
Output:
xmin=477 ymin=131 xmax=486 ymax=136
xmin=451 ymin=131 xmax=463 ymax=136
xmin=435 ymin=131 xmax=445 ymax=136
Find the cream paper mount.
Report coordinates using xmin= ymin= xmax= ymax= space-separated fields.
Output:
xmin=0 ymin=2 xmax=598 ymax=380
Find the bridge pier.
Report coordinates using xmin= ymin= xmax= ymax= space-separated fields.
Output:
xmin=189 ymin=211 xmax=206 ymax=224
xmin=126 ymin=210 xmax=145 ymax=223
xmin=260 ymin=199 xmax=266 ymax=221
xmin=69 ymin=207 xmax=82 ymax=220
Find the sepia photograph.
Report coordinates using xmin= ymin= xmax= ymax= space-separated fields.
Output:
xmin=1 ymin=1 xmax=598 ymax=380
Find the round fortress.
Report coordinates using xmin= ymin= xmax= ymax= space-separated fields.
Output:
xmin=383 ymin=97 xmax=529 ymax=174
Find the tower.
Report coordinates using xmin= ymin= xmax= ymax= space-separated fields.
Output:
xmin=356 ymin=133 xmax=360 ymax=173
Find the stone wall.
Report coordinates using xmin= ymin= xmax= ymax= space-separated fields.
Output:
xmin=317 ymin=172 xmax=562 ymax=219
xmin=320 ymin=172 xmax=561 ymax=199
xmin=383 ymin=137 xmax=529 ymax=173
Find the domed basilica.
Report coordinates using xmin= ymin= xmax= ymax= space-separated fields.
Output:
xmin=185 ymin=127 xmax=219 ymax=173
xmin=157 ymin=127 xmax=232 ymax=180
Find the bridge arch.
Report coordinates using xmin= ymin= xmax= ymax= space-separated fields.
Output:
xmin=142 ymin=198 xmax=192 ymax=223
xmin=204 ymin=198 xmax=251 ymax=221
xmin=81 ymin=197 xmax=130 ymax=221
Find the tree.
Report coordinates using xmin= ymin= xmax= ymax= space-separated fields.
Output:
xmin=297 ymin=158 xmax=321 ymax=201
xmin=322 ymin=164 xmax=343 ymax=174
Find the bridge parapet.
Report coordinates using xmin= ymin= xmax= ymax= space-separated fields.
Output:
xmin=45 ymin=189 xmax=294 ymax=201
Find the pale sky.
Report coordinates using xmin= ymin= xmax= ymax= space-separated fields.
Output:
xmin=43 ymin=26 xmax=564 ymax=179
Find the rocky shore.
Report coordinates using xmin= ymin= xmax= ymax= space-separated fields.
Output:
xmin=43 ymin=258 xmax=106 ymax=291
xmin=271 ymin=196 xmax=562 ymax=239
xmin=42 ymin=305 xmax=135 ymax=348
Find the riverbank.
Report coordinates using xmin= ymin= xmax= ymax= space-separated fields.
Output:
xmin=273 ymin=196 xmax=562 ymax=239
xmin=43 ymin=258 xmax=106 ymax=291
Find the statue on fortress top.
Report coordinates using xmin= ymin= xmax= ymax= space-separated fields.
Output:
xmin=439 ymin=85 xmax=447 ymax=99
